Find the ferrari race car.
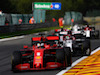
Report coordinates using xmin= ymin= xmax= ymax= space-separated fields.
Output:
xmin=11 ymin=34 xmax=72 ymax=72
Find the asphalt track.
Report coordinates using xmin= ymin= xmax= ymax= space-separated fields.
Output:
xmin=0 ymin=34 xmax=100 ymax=75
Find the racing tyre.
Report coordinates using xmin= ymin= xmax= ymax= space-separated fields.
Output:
xmin=64 ymin=47 xmax=72 ymax=66
xmin=56 ymin=49 xmax=65 ymax=63
xmin=90 ymin=31 xmax=95 ymax=39
xmin=95 ymin=30 xmax=99 ymax=39
xmin=11 ymin=51 xmax=22 ymax=72
xmin=83 ymin=41 xmax=91 ymax=56
xmin=85 ymin=48 xmax=91 ymax=56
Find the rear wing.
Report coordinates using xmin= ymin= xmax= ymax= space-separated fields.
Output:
xmin=32 ymin=37 xmax=41 ymax=41
xmin=55 ymin=29 xmax=61 ymax=32
xmin=32 ymin=37 xmax=42 ymax=45
xmin=46 ymin=36 xmax=59 ymax=41
xmin=46 ymin=36 xmax=59 ymax=46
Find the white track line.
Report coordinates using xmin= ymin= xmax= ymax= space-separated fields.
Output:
xmin=0 ymin=36 xmax=25 ymax=42
xmin=0 ymin=31 xmax=49 ymax=42
xmin=56 ymin=47 xmax=100 ymax=75
xmin=91 ymin=47 xmax=100 ymax=55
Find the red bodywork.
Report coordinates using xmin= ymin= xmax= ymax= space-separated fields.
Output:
xmin=84 ymin=27 xmax=91 ymax=31
xmin=55 ymin=29 xmax=67 ymax=32
xmin=14 ymin=36 xmax=67 ymax=71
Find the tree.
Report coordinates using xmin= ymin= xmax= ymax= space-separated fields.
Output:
xmin=0 ymin=0 xmax=12 ymax=13
xmin=0 ymin=0 xmax=100 ymax=16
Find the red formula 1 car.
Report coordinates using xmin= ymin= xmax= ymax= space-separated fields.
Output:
xmin=11 ymin=35 xmax=72 ymax=72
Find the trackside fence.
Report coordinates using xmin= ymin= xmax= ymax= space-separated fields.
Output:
xmin=0 ymin=22 xmax=58 ymax=33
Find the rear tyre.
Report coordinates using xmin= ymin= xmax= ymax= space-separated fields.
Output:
xmin=85 ymin=48 xmax=91 ymax=56
xmin=95 ymin=30 xmax=99 ymax=39
xmin=11 ymin=51 xmax=22 ymax=72
xmin=83 ymin=41 xmax=91 ymax=56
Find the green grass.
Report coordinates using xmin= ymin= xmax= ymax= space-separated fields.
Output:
xmin=0 ymin=25 xmax=70 ymax=39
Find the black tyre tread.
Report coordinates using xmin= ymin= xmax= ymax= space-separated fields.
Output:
xmin=56 ymin=49 xmax=65 ymax=62
xmin=64 ymin=47 xmax=72 ymax=66
xmin=12 ymin=51 xmax=22 ymax=71
xmin=95 ymin=30 xmax=99 ymax=39
xmin=82 ymin=41 xmax=91 ymax=56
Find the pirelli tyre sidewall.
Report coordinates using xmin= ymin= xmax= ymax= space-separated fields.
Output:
xmin=11 ymin=51 xmax=22 ymax=71
xmin=82 ymin=40 xmax=91 ymax=56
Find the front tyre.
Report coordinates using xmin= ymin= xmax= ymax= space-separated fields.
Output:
xmin=11 ymin=51 xmax=22 ymax=72
xmin=56 ymin=49 xmax=65 ymax=63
